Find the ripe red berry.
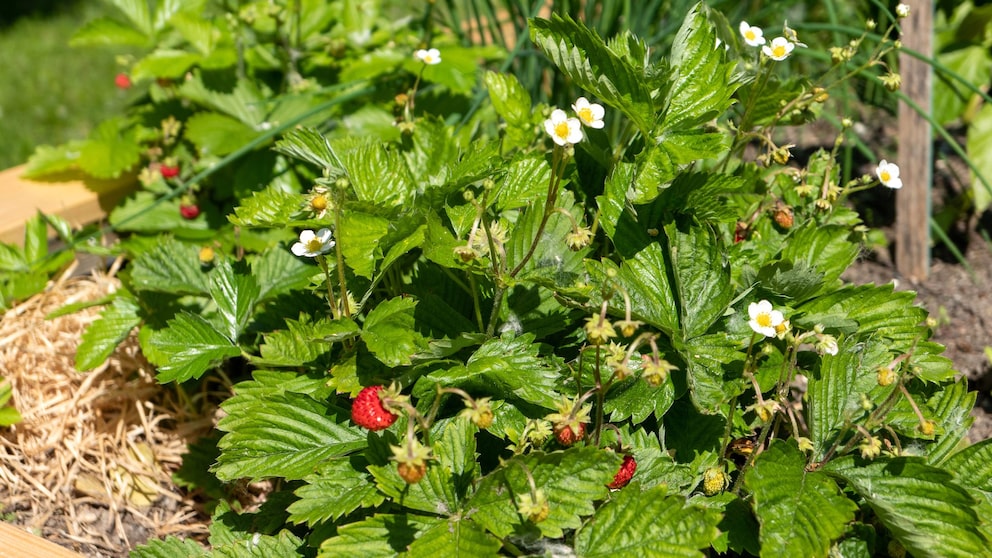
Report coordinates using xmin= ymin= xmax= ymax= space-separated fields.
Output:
xmin=160 ymin=164 xmax=180 ymax=179
xmin=180 ymin=204 xmax=200 ymax=219
xmin=351 ymin=385 xmax=398 ymax=431
xmin=554 ymin=422 xmax=586 ymax=446
xmin=608 ymin=454 xmax=637 ymax=489
xmin=115 ymin=73 xmax=131 ymax=89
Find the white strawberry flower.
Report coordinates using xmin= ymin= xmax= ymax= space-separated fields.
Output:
xmin=739 ymin=21 xmax=766 ymax=47
xmin=291 ymin=228 xmax=335 ymax=258
xmin=414 ymin=48 xmax=441 ymax=65
xmin=544 ymin=108 xmax=583 ymax=146
xmin=876 ymin=160 xmax=903 ymax=189
xmin=572 ymin=97 xmax=605 ymax=129
xmin=748 ymin=300 xmax=785 ymax=338
xmin=762 ymin=37 xmax=795 ymax=61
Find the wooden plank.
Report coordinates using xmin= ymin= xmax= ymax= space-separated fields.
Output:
xmin=0 ymin=165 xmax=134 ymax=246
xmin=0 ymin=522 xmax=84 ymax=557
xmin=896 ymin=1 xmax=933 ymax=281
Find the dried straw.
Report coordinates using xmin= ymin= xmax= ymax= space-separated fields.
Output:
xmin=0 ymin=261 xmax=214 ymax=557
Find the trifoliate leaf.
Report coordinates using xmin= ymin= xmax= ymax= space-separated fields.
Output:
xmin=826 ymin=456 xmax=988 ymax=558
xmin=150 ymin=312 xmax=240 ymax=383
xmin=214 ymin=392 xmax=365 ymax=481
xmin=574 ymin=483 xmax=721 ymax=557
xmin=745 ymin=441 xmax=858 ymax=558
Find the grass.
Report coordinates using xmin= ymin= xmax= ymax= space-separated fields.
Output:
xmin=0 ymin=0 xmax=131 ymax=170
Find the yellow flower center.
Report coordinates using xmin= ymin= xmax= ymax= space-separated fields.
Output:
xmin=578 ymin=107 xmax=593 ymax=123
xmin=554 ymin=121 xmax=570 ymax=139
xmin=307 ymin=238 xmax=323 ymax=252
xmin=745 ymin=30 xmax=756 ymax=41
xmin=880 ymin=170 xmax=891 ymax=182
xmin=756 ymin=314 xmax=772 ymax=327
xmin=773 ymin=45 xmax=787 ymax=58
xmin=425 ymin=55 xmax=435 ymax=63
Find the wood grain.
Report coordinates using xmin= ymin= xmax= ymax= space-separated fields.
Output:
xmin=0 ymin=523 xmax=83 ymax=557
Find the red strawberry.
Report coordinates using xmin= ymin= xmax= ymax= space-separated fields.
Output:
xmin=554 ymin=422 xmax=586 ymax=446
xmin=351 ymin=385 xmax=398 ymax=431
xmin=115 ymin=73 xmax=131 ymax=89
xmin=180 ymin=204 xmax=200 ymax=219
xmin=608 ymin=454 xmax=637 ymax=489
xmin=160 ymin=164 xmax=180 ymax=179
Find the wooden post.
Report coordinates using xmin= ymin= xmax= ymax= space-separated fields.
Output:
xmin=896 ymin=1 xmax=933 ymax=281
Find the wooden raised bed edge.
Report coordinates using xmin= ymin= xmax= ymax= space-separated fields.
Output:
xmin=0 ymin=165 xmax=134 ymax=247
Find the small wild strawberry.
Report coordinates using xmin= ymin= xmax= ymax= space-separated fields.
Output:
xmin=160 ymin=164 xmax=180 ymax=179
xmin=608 ymin=454 xmax=637 ymax=489
xmin=554 ymin=422 xmax=586 ymax=446
xmin=351 ymin=385 xmax=398 ymax=431
xmin=115 ymin=73 xmax=131 ymax=89
xmin=772 ymin=202 xmax=794 ymax=229
xmin=180 ymin=204 xmax=200 ymax=220
xmin=397 ymin=461 xmax=427 ymax=484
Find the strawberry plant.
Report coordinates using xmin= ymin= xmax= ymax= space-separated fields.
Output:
xmin=42 ymin=1 xmax=992 ymax=556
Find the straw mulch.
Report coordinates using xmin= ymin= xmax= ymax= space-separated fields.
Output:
xmin=0 ymin=262 xmax=215 ymax=557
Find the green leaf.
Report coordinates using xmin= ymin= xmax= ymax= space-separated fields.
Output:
xmin=70 ymin=17 xmax=151 ymax=47
xmin=229 ymin=186 xmax=307 ymax=228
xmin=368 ymin=452 xmax=459 ymax=515
xmin=530 ymin=15 xmax=655 ymax=134
xmin=76 ymin=296 xmax=142 ymax=371
xmin=469 ymin=447 xmax=619 ymax=539
xmin=493 ymin=155 xmax=552 ymax=211
xmin=484 ymin=71 xmax=534 ymax=151
xmin=213 ymin=530 xmax=305 ymax=557
xmin=682 ymin=333 xmax=749 ymax=411
xmin=318 ymin=514 xmax=435 ymax=558
xmin=944 ymin=438 xmax=992 ymax=493
xmin=966 ymin=103 xmax=992 ymax=213
xmin=934 ymin=46 xmax=992 ymax=126
xmin=338 ymin=210 xmax=389 ymax=279
xmin=604 ymin=371 xmax=676 ymax=424
xmin=611 ymin=245 xmax=678 ymax=334
xmin=129 ymin=237 xmax=210 ymax=294
xmin=574 ymin=483 xmax=721 ymax=557
xmin=339 ymin=142 xmax=415 ymax=207
xmin=665 ymin=219 xmax=732 ymax=339
xmin=745 ymin=441 xmax=858 ymax=558
xmin=132 ymin=49 xmax=203 ymax=80
xmin=185 ymin=112 xmax=262 ymax=157
xmin=361 ymin=297 xmax=427 ymax=367
xmin=208 ymin=260 xmax=261 ymax=341
xmin=797 ymin=284 xmax=927 ymax=350
xmin=251 ymin=245 xmax=315 ymax=301
xmin=661 ymin=3 xmax=739 ymax=130
xmin=150 ymin=312 xmax=241 ymax=383
xmin=107 ymin=0 xmax=153 ymax=35
xmin=807 ymin=341 xmax=890 ymax=460
xmin=77 ymin=119 xmax=143 ymax=179
xmin=254 ymin=317 xmax=359 ymax=367
xmin=415 ymin=334 xmax=562 ymax=410
xmin=22 ymin=213 xmax=48 ymax=265
xmin=131 ymin=536 xmax=208 ymax=558
xmin=0 ymin=377 xmax=22 ymax=427
xmin=214 ymin=392 xmax=365 ymax=481
xmin=780 ymin=224 xmax=859 ymax=297
xmin=826 ymin=456 xmax=987 ymax=558
xmin=287 ymin=457 xmax=384 ymax=525
xmin=405 ymin=517 xmax=502 ymax=557
xmin=926 ymin=379 xmax=977 ymax=465
xmin=273 ymin=126 xmax=342 ymax=170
